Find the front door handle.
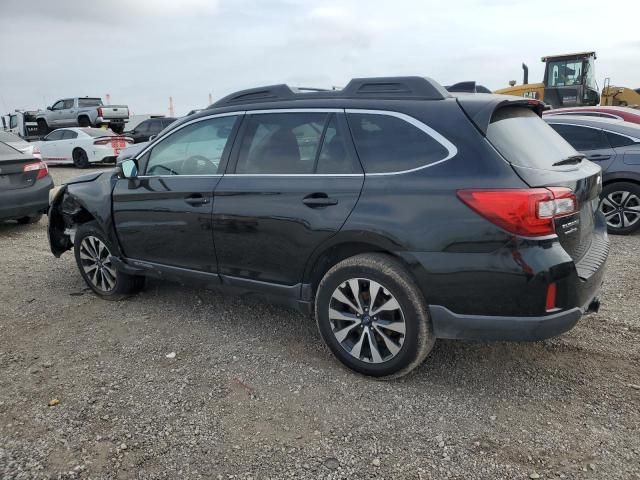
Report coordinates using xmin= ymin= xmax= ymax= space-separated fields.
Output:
xmin=184 ymin=194 xmax=209 ymax=206
xmin=588 ymin=154 xmax=611 ymax=161
xmin=303 ymin=193 xmax=338 ymax=208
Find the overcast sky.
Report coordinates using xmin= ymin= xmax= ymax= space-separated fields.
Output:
xmin=1 ymin=0 xmax=638 ymax=116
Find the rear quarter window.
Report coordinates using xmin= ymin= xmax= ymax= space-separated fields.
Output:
xmin=487 ymin=107 xmax=577 ymax=169
xmin=346 ymin=112 xmax=451 ymax=173
xmin=78 ymin=98 xmax=103 ymax=107
xmin=605 ymin=131 xmax=638 ymax=148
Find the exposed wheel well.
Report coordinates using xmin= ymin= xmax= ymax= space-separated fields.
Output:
xmin=603 ymin=178 xmax=640 ymax=188
xmin=306 ymin=242 xmax=407 ymax=296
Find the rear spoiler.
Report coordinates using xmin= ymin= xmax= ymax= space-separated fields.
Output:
xmin=455 ymin=95 xmax=545 ymax=135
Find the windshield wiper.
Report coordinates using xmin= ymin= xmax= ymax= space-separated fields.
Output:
xmin=552 ymin=154 xmax=585 ymax=166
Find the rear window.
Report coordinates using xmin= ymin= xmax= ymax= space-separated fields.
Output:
xmin=0 ymin=141 xmax=21 ymax=156
xmin=487 ymin=107 xmax=577 ymax=169
xmin=81 ymin=128 xmax=114 ymax=137
xmin=78 ymin=98 xmax=103 ymax=107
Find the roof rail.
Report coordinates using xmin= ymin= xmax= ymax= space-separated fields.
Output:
xmin=211 ymin=76 xmax=450 ymax=107
xmin=445 ymin=81 xmax=492 ymax=94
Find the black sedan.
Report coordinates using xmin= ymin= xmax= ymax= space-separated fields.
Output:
xmin=0 ymin=141 xmax=53 ymax=224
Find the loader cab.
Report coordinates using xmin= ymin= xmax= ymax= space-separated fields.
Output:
xmin=542 ymin=52 xmax=599 ymax=108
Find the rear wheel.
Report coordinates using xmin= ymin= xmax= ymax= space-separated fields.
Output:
xmin=600 ymin=182 xmax=640 ymax=235
xmin=37 ymin=119 xmax=49 ymax=136
xmin=315 ymin=253 xmax=435 ymax=378
xmin=78 ymin=116 xmax=91 ymax=128
xmin=74 ymin=222 xmax=145 ymax=300
xmin=72 ymin=148 xmax=89 ymax=169
xmin=17 ymin=214 xmax=43 ymax=224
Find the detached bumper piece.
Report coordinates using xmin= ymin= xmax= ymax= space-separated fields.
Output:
xmin=430 ymin=305 xmax=583 ymax=341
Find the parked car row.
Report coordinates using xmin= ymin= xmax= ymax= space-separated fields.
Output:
xmin=48 ymin=76 xmax=608 ymax=378
xmin=543 ymin=115 xmax=640 ymax=235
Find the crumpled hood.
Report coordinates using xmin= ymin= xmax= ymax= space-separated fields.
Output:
xmin=65 ymin=169 xmax=115 ymax=185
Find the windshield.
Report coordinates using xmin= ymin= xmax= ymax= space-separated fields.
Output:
xmin=486 ymin=107 xmax=578 ymax=169
xmin=0 ymin=131 xmax=23 ymax=143
xmin=78 ymin=98 xmax=103 ymax=107
xmin=547 ymin=59 xmax=583 ymax=87
xmin=81 ymin=128 xmax=115 ymax=137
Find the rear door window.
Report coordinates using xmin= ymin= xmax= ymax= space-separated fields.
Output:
xmin=346 ymin=112 xmax=449 ymax=173
xmin=548 ymin=124 xmax=609 ymax=150
xmin=235 ymin=112 xmax=327 ymax=174
xmin=487 ymin=108 xmax=578 ymax=168
xmin=78 ymin=98 xmax=102 ymax=107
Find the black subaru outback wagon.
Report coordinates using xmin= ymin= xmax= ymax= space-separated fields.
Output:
xmin=49 ymin=77 xmax=608 ymax=378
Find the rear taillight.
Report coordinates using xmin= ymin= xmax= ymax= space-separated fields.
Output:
xmin=94 ymin=138 xmax=110 ymax=145
xmin=457 ymin=188 xmax=578 ymax=237
xmin=97 ymin=107 xmax=103 ymax=117
xmin=23 ymin=161 xmax=49 ymax=180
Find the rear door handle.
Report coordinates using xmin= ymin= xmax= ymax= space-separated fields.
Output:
xmin=588 ymin=154 xmax=611 ymax=161
xmin=303 ymin=193 xmax=338 ymax=207
xmin=184 ymin=194 xmax=209 ymax=206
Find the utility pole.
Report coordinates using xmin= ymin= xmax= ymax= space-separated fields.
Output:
xmin=169 ymin=96 xmax=174 ymax=117
xmin=208 ymin=93 xmax=213 ymax=105
xmin=105 ymin=93 xmax=111 ymax=105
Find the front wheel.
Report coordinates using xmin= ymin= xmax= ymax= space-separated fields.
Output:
xmin=74 ymin=222 xmax=145 ymax=300
xmin=315 ymin=253 xmax=435 ymax=378
xmin=600 ymin=182 xmax=640 ymax=235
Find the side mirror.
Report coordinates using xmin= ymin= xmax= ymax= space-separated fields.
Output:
xmin=47 ymin=106 xmax=53 ymax=111
xmin=120 ymin=158 xmax=139 ymax=179
xmin=148 ymin=134 xmax=157 ymax=141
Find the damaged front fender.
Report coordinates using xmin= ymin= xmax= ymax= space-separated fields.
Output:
xmin=48 ymin=186 xmax=72 ymax=257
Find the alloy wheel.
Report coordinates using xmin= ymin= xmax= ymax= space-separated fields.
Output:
xmin=600 ymin=191 xmax=640 ymax=229
xmin=329 ymin=278 xmax=406 ymax=364
xmin=79 ymin=236 xmax=117 ymax=292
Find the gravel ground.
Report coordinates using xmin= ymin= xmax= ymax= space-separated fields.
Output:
xmin=1 ymin=166 xmax=639 ymax=480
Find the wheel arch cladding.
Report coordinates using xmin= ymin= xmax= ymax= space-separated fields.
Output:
xmin=302 ymin=234 xmax=416 ymax=298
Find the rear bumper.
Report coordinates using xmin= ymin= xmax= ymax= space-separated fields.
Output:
xmin=430 ymin=304 xmax=593 ymax=341
xmin=0 ymin=177 xmax=53 ymax=220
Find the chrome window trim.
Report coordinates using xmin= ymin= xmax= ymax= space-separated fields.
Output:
xmin=547 ymin=122 xmax=640 ymax=143
xmin=247 ymin=108 xmax=344 ymax=114
xmin=546 ymin=112 xmax=624 ymax=121
xmin=135 ymin=174 xmax=223 ymax=179
xmin=131 ymin=108 xmax=459 ymax=178
xmin=345 ymin=109 xmax=458 ymax=175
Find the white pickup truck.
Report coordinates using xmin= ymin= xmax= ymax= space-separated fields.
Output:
xmin=36 ymin=97 xmax=129 ymax=134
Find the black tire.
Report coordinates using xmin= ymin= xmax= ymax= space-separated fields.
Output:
xmin=37 ymin=119 xmax=49 ymax=136
xmin=110 ymin=124 xmax=124 ymax=134
xmin=72 ymin=148 xmax=90 ymax=169
xmin=600 ymin=182 xmax=640 ymax=235
xmin=73 ymin=221 xmax=145 ymax=300
xmin=315 ymin=253 xmax=435 ymax=378
xmin=17 ymin=214 xmax=43 ymax=225
xmin=78 ymin=116 xmax=91 ymax=128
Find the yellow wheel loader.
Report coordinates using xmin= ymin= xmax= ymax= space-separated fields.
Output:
xmin=495 ymin=51 xmax=600 ymax=108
